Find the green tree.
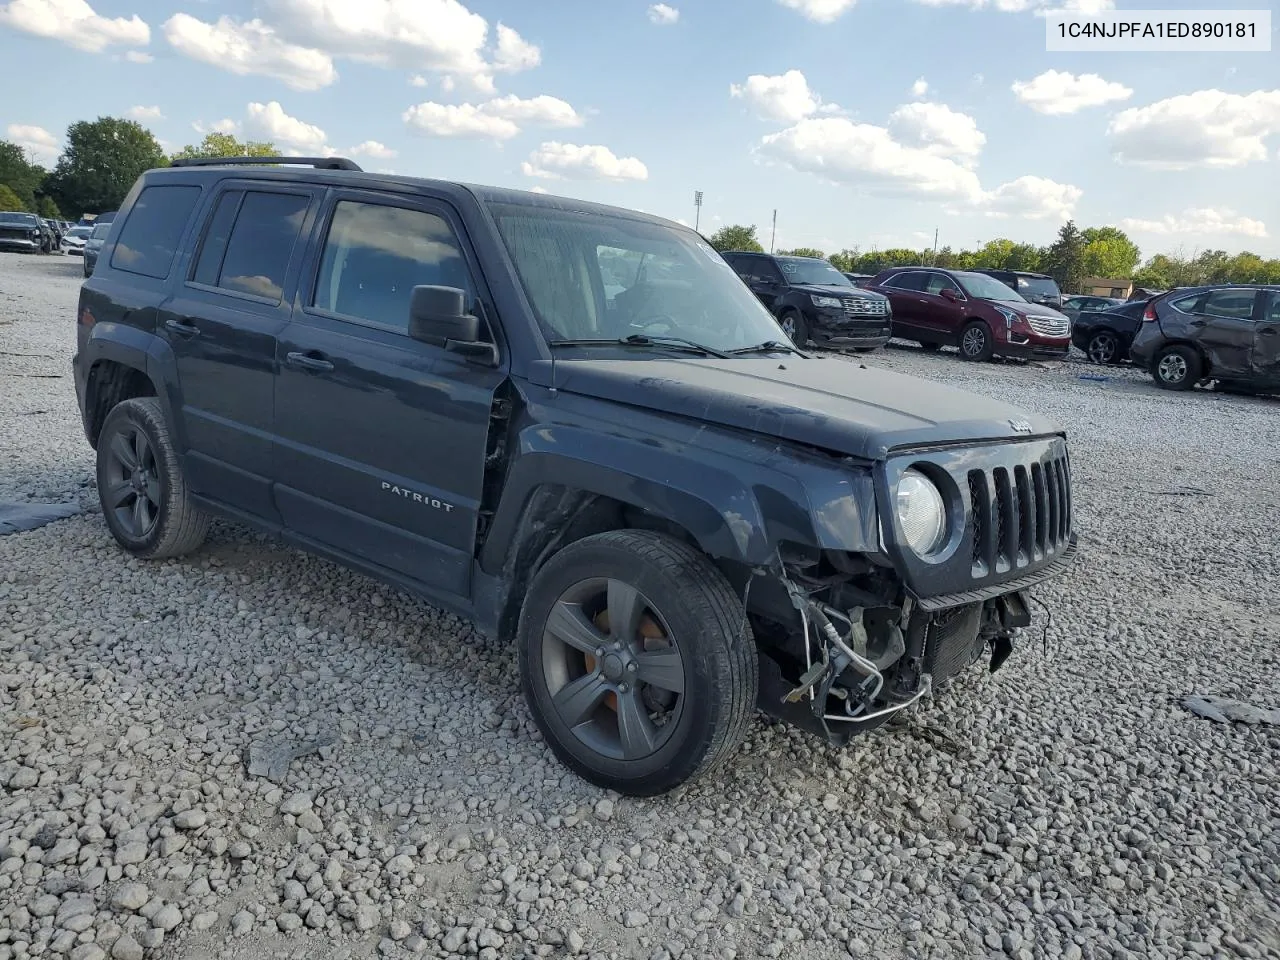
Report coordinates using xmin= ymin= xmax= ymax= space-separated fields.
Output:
xmin=0 ymin=140 xmax=45 ymax=209
xmin=45 ymin=117 xmax=166 ymax=217
xmin=776 ymin=246 xmax=825 ymax=259
xmin=36 ymin=195 xmax=61 ymax=219
xmin=1080 ymin=226 xmax=1140 ymax=279
xmin=0 ymin=183 xmax=26 ymax=212
xmin=827 ymin=248 xmax=859 ymax=272
xmin=1043 ymin=220 xmax=1086 ymax=293
xmin=973 ymin=238 xmax=1015 ymax=269
xmin=171 ymin=132 xmax=277 ymax=161
xmin=1192 ymin=249 xmax=1232 ymax=285
xmin=708 ymin=224 xmax=763 ymax=253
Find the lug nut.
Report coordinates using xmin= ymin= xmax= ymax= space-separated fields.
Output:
xmin=626 ymin=662 xmax=638 ymax=673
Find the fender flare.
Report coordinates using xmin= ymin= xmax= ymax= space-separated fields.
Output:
xmin=83 ymin=324 xmax=184 ymax=446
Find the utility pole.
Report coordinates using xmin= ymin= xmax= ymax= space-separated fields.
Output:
xmin=770 ymin=209 xmax=777 ymax=254
xmin=694 ymin=190 xmax=703 ymax=232
xmin=932 ymin=227 xmax=939 ymax=264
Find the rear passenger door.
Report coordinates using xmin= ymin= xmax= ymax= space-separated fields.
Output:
xmin=1189 ymin=288 xmax=1258 ymax=379
xmin=878 ymin=271 xmax=928 ymax=334
xmin=160 ymin=184 xmax=318 ymax=521
xmin=272 ymin=190 xmax=506 ymax=598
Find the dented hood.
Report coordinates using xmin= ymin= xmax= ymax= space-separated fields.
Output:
xmin=555 ymin=356 xmax=1061 ymax=461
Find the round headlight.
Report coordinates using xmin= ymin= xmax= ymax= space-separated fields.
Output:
xmin=896 ymin=469 xmax=947 ymax=556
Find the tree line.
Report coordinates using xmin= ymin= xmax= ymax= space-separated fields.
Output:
xmin=0 ymin=116 xmax=275 ymax=221
xmin=706 ymin=221 xmax=1280 ymax=292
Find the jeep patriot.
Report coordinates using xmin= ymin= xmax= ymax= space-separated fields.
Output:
xmin=74 ymin=157 xmax=1076 ymax=795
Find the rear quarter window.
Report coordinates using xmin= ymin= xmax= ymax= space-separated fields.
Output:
xmin=110 ymin=185 xmax=202 ymax=279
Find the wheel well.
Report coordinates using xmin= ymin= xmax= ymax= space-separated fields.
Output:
xmin=490 ymin=486 xmax=707 ymax=643
xmin=85 ymin=361 xmax=157 ymax=448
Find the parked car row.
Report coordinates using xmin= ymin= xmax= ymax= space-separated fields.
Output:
xmin=0 ymin=211 xmax=66 ymax=253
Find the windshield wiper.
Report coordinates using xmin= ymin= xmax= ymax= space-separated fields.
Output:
xmin=726 ymin=340 xmax=804 ymax=356
xmin=549 ymin=334 xmax=729 ymax=359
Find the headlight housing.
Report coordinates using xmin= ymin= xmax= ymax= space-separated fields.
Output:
xmin=896 ymin=469 xmax=947 ymax=557
xmin=811 ymin=295 xmax=842 ymax=309
xmin=995 ymin=305 xmax=1020 ymax=329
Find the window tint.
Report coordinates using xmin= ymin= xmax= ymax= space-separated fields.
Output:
xmin=1268 ymin=294 xmax=1280 ymax=323
xmin=314 ymin=201 xmax=473 ymax=331
xmin=192 ymin=190 xmax=244 ymax=287
xmin=924 ymin=273 xmax=955 ymax=295
xmin=886 ymin=271 xmax=926 ymax=292
xmin=207 ymin=191 xmax=310 ymax=301
xmin=110 ymin=185 xmax=201 ymax=279
xmin=1171 ymin=294 xmax=1200 ymax=313
xmin=1200 ymin=289 xmax=1256 ymax=321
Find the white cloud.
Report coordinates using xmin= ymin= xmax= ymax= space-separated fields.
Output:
xmin=126 ymin=105 xmax=164 ymax=121
xmin=124 ymin=49 xmax=151 ymax=62
xmin=492 ymin=22 xmax=538 ymax=72
xmin=0 ymin=0 xmax=149 ymax=52
xmin=529 ymin=185 xmax=549 ymax=194
xmin=6 ymin=124 xmax=60 ymax=164
xmin=193 ymin=118 xmax=240 ymax=136
xmin=521 ymin=142 xmax=648 ymax=181
xmin=402 ymin=94 xmax=583 ymax=140
xmin=1012 ymin=70 xmax=1132 ymax=115
xmin=403 ymin=102 xmax=519 ymax=140
xmin=775 ymin=0 xmax=857 ymax=23
xmin=1120 ymin=208 xmax=1267 ymax=239
xmin=730 ymin=70 xmax=819 ymax=124
xmin=648 ymin=3 xmax=679 ymax=24
xmin=887 ymin=102 xmax=985 ymax=164
xmin=1108 ymin=89 xmax=1280 ymax=169
xmin=911 ymin=77 xmax=928 ymax=97
xmin=983 ymin=176 xmax=1081 ymax=220
xmin=245 ymin=101 xmax=329 ymax=152
xmin=410 ymin=74 xmax=427 ymax=87
xmin=347 ymin=140 xmax=397 ymax=159
xmin=163 ymin=14 xmax=336 ymax=90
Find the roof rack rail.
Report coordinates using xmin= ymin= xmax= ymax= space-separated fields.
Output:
xmin=169 ymin=156 xmax=363 ymax=172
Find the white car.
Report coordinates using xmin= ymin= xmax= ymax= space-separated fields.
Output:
xmin=61 ymin=225 xmax=92 ymax=255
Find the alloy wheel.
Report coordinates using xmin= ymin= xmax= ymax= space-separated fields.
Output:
xmin=102 ymin=424 xmax=161 ymax=538
xmin=1157 ymin=353 xmax=1187 ymax=386
xmin=962 ymin=326 xmax=986 ymax=357
xmin=1087 ymin=332 xmax=1117 ymax=365
xmin=541 ymin=578 xmax=685 ymax=762
xmin=780 ymin=315 xmax=796 ymax=338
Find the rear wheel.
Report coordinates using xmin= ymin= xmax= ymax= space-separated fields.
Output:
xmin=1086 ymin=330 xmax=1120 ymax=365
xmin=959 ymin=321 xmax=994 ymax=362
xmin=1152 ymin=344 xmax=1201 ymax=391
xmin=779 ymin=310 xmax=808 ymax=347
xmin=97 ymin=397 xmax=210 ymax=558
xmin=518 ymin=530 xmax=757 ymax=796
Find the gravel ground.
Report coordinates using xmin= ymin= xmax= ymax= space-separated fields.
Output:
xmin=1 ymin=250 xmax=1278 ymax=960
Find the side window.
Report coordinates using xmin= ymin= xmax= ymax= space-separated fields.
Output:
xmin=192 ymin=190 xmax=310 ymax=301
xmin=886 ymin=271 xmax=925 ymax=292
xmin=924 ymin=273 xmax=955 ymax=295
xmin=313 ymin=200 xmax=474 ymax=333
xmin=755 ymin=259 xmax=784 ymax=284
xmin=1268 ymin=293 xmax=1280 ymax=323
xmin=110 ymin=185 xmax=201 ymax=279
xmin=1199 ymin=289 xmax=1256 ymax=321
xmin=1171 ymin=294 xmax=1201 ymax=313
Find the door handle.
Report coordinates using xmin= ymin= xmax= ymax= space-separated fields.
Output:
xmin=1189 ymin=320 xmax=1207 ymax=327
xmin=164 ymin=318 xmax=199 ymax=337
xmin=1261 ymin=327 xmax=1277 ymax=336
xmin=285 ymin=351 xmax=334 ymax=372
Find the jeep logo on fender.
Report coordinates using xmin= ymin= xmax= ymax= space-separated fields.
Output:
xmin=381 ymin=481 xmax=454 ymax=513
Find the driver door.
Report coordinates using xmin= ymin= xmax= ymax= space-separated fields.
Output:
xmin=736 ymin=255 xmax=785 ymax=309
xmin=1255 ymin=292 xmax=1280 ymax=386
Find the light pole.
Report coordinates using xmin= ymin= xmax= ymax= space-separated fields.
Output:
xmin=693 ymin=191 xmax=703 ymax=232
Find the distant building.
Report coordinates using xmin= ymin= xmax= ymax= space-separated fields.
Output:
xmin=1081 ymin=276 xmax=1132 ymax=298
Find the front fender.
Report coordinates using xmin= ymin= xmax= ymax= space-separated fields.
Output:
xmin=81 ymin=322 xmax=183 ymax=448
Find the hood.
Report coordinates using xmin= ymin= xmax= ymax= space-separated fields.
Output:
xmin=556 ymin=357 xmax=1060 ymax=460
xmin=993 ymin=299 xmax=1067 ymax=319
xmin=791 ymin=283 xmax=889 ymax=301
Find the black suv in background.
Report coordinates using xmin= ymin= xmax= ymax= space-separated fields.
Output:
xmin=1071 ymin=299 xmax=1150 ymax=365
xmin=74 ymin=156 xmax=1074 ymax=796
xmin=721 ymin=251 xmax=892 ymax=350
xmin=1130 ymin=285 xmax=1280 ymax=391
xmin=974 ymin=269 xmax=1063 ymax=310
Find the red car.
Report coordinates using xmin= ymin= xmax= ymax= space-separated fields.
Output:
xmin=867 ymin=267 xmax=1071 ymax=361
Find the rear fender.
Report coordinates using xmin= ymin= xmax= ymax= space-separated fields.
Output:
xmin=82 ymin=323 xmax=184 ymax=448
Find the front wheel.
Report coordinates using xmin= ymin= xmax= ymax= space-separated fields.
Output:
xmin=959 ymin=321 xmax=994 ymax=361
xmin=1152 ymin=344 xmax=1201 ymax=391
xmin=96 ymin=397 xmax=210 ymax=558
xmin=1086 ymin=330 xmax=1120 ymax=365
xmin=779 ymin=310 xmax=808 ymax=347
xmin=518 ymin=530 xmax=757 ymax=796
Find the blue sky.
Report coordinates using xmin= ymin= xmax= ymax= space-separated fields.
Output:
xmin=3 ymin=0 xmax=1278 ymax=258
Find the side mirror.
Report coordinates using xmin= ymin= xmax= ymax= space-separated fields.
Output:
xmin=940 ymin=288 xmax=960 ymax=302
xmin=408 ymin=285 xmax=496 ymax=364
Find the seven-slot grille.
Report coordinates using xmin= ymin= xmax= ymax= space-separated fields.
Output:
xmin=967 ymin=449 xmax=1071 ymax=578
xmin=842 ymin=297 xmax=889 ymax=317
xmin=1025 ymin=313 xmax=1070 ymax=338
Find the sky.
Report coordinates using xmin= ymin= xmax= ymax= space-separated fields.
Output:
xmin=2 ymin=0 xmax=1278 ymax=259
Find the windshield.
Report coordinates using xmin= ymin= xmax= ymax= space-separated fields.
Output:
xmin=956 ymin=271 xmax=1027 ymax=302
xmin=90 ymin=223 xmax=111 ymax=239
xmin=777 ymin=257 xmax=852 ymax=287
xmin=0 ymin=212 xmax=38 ymax=226
xmin=490 ymin=203 xmax=787 ymax=351
xmin=1016 ymin=275 xmax=1061 ymax=299
xmin=67 ymin=226 xmax=91 ymax=239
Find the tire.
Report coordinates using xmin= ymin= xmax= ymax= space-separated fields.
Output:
xmin=1085 ymin=330 xmax=1120 ymax=365
xmin=517 ymin=530 xmax=757 ymax=796
xmin=919 ymin=341 xmax=941 ymax=352
xmin=96 ymin=397 xmax=210 ymax=559
xmin=959 ymin=321 xmax=994 ymax=362
xmin=779 ymin=310 xmax=808 ymax=347
xmin=1152 ymin=344 xmax=1201 ymax=391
